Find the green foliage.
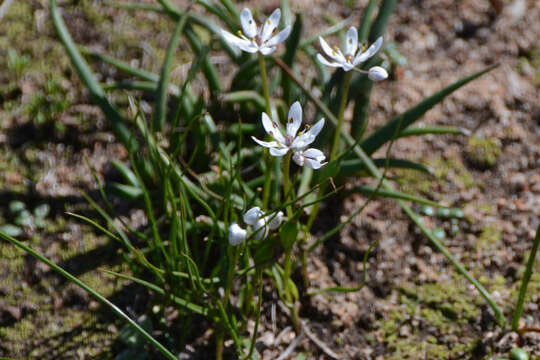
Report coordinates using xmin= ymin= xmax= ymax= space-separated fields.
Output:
xmin=0 ymin=0 xmax=514 ymax=358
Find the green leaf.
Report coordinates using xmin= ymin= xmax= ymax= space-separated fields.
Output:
xmin=360 ymin=64 xmax=498 ymax=156
xmin=279 ymin=222 xmax=298 ymax=251
xmin=369 ymin=0 xmax=397 ymax=42
xmin=358 ymin=0 xmax=378 ymax=42
xmin=346 ymin=185 xmax=445 ymax=208
xmin=154 ymin=12 xmax=190 ymax=130
xmin=397 ymin=126 xmax=470 ymax=138
xmin=341 ymin=158 xmax=433 ymax=176
xmin=282 ymin=13 xmax=303 ymax=103
xmin=50 ymin=0 xmax=137 ymax=152
xmin=110 ymin=159 xmax=140 ymax=187
xmin=108 ymin=183 xmax=143 ymax=200
xmin=184 ymin=25 xmax=222 ymax=95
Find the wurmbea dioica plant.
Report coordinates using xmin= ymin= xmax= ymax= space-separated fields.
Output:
xmin=32 ymin=1 xmax=508 ymax=359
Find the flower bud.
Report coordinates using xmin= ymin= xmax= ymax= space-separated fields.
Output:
xmin=228 ymin=223 xmax=247 ymax=246
xmin=368 ymin=66 xmax=388 ymax=81
xmin=243 ymin=207 xmax=263 ymax=226
xmin=267 ymin=211 xmax=285 ymax=230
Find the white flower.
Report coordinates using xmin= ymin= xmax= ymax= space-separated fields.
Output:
xmin=368 ymin=66 xmax=388 ymax=81
xmin=243 ymin=207 xmax=285 ymax=240
xmin=228 ymin=223 xmax=247 ymax=246
xmin=220 ymin=8 xmax=291 ymax=55
xmin=292 ymin=148 xmax=327 ymax=170
xmin=317 ymin=26 xmax=383 ymax=72
xmin=251 ymin=101 xmax=327 ymax=169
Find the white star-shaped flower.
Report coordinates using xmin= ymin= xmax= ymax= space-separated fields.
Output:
xmin=220 ymin=8 xmax=291 ymax=55
xmin=317 ymin=26 xmax=387 ymax=80
xmin=252 ymin=102 xmax=327 ymax=170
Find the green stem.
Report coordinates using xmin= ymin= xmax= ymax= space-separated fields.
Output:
xmin=258 ymin=53 xmax=273 ymax=209
xmin=512 ymin=223 xmax=540 ymax=331
xmin=246 ymin=270 xmax=263 ymax=360
xmin=282 ymin=152 xmax=294 ymax=218
xmin=330 ymin=71 xmax=352 ymax=160
xmin=216 ymin=245 xmax=240 ymax=360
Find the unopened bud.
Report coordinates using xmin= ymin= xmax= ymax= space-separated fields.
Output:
xmin=368 ymin=66 xmax=388 ymax=81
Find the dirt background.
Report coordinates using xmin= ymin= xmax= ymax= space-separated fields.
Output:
xmin=0 ymin=0 xmax=539 ymax=359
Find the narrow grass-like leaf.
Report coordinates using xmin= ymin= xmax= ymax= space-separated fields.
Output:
xmin=358 ymin=0 xmax=378 ymax=42
xmin=111 ymin=159 xmax=140 ymax=187
xmin=102 ymin=269 xmax=209 ymax=316
xmin=299 ymin=18 xmax=351 ymax=48
xmin=50 ymin=0 xmax=136 ymax=152
xmin=282 ymin=14 xmax=302 ymax=104
xmin=397 ymin=126 xmax=470 ymax=138
xmin=512 ymin=223 xmax=540 ymax=331
xmin=222 ymin=91 xmax=266 ymax=110
xmin=108 ymin=183 xmax=143 ymax=200
xmin=341 ymin=158 xmax=433 ymax=175
xmin=154 ymin=11 xmax=190 ymax=130
xmin=368 ymin=0 xmax=397 ymax=42
xmin=344 ymin=186 xmax=444 ymax=207
xmin=360 ymin=64 xmax=498 ymax=156
xmin=0 ymin=231 xmax=177 ymax=360
xmin=184 ymin=24 xmax=222 ymax=95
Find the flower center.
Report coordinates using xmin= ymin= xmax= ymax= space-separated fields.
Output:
xmin=255 ymin=34 xmax=263 ymax=46
xmin=285 ymin=134 xmax=294 ymax=147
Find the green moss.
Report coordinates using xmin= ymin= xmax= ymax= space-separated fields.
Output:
xmin=475 ymin=226 xmax=502 ymax=252
xmin=467 ymin=136 xmax=502 ymax=169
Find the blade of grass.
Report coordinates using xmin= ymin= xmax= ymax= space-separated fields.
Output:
xmin=358 ymin=0 xmax=378 ymax=42
xmin=360 ymin=64 xmax=498 ymax=155
xmin=0 ymin=231 xmax=177 ymax=360
xmin=50 ymin=0 xmax=136 ymax=152
xmin=344 ymin=185 xmax=445 ymax=207
xmin=512 ymin=223 xmax=540 ymax=331
xmin=154 ymin=9 xmax=190 ymax=130
xmin=341 ymin=158 xmax=433 ymax=175
xmin=368 ymin=0 xmax=397 ymax=42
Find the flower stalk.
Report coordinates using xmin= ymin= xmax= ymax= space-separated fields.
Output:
xmin=330 ymin=70 xmax=352 ymax=160
xmin=259 ymin=53 xmax=273 ymax=209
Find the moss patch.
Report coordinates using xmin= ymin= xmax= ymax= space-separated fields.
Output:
xmin=466 ymin=136 xmax=502 ymax=169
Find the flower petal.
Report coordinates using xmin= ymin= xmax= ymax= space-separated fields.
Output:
xmin=251 ymin=136 xmax=280 ymax=149
xmin=261 ymin=8 xmax=281 ymax=42
xmin=259 ymin=46 xmax=276 ymax=55
xmin=303 ymin=148 xmax=326 ymax=161
xmin=292 ymin=151 xmax=304 ymax=166
xmin=305 ymin=157 xmax=327 ymax=169
xmin=267 ymin=211 xmax=284 ymax=230
xmin=319 ymin=36 xmax=346 ymax=63
xmin=221 ymin=29 xmax=258 ymax=53
xmin=353 ymin=36 xmax=383 ymax=65
xmin=269 ymin=146 xmax=289 ymax=156
xmin=286 ymin=101 xmax=302 ymax=138
xmin=368 ymin=66 xmax=388 ymax=81
xmin=253 ymin=219 xmax=268 ymax=240
xmin=243 ymin=207 xmax=262 ymax=225
xmin=316 ymin=53 xmax=343 ymax=68
xmin=265 ymin=25 xmax=291 ymax=47
xmin=292 ymin=118 xmax=325 ymax=148
xmin=345 ymin=26 xmax=358 ymax=56
xmin=240 ymin=8 xmax=258 ymax=38
xmin=262 ymin=112 xmax=285 ymax=144
xmin=228 ymin=223 xmax=247 ymax=246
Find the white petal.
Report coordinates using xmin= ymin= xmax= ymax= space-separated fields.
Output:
xmin=286 ymin=101 xmax=302 ymax=138
xmin=342 ymin=62 xmax=354 ymax=72
xmin=240 ymin=8 xmax=258 ymax=38
xmin=269 ymin=146 xmax=289 ymax=156
xmin=292 ymin=118 xmax=325 ymax=148
xmin=261 ymin=112 xmax=286 ymax=143
xmin=267 ymin=211 xmax=285 ymax=230
xmin=345 ymin=27 xmax=358 ymax=56
xmin=251 ymin=136 xmax=280 ymax=149
xmin=303 ymin=148 xmax=325 ymax=161
xmin=243 ymin=207 xmax=262 ymax=225
xmin=316 ymin=53 xmax=344 ymax=68
xmin=265 ymin=25 xmax=291 ymax=47
xmin=259 ymin=46 xmax=276 ymax=55
xmin=292 ymin=151 xmax=304 ymax=166
xmin=305 ymin=157 xmax=327 ymax=169
xmin=261 ymin=8 xmax=280 ymax=42
xmin=319 ymin=36 xmax=346 ymax=63
xmin=253 ymin=219 xmax=268 ymax=240
xmin=368 ymin=66 xmax=388 ymax=81
xmin=221 ymin=29 xmax=258 ymax=53
xmin=229 ymin=223 xmax=247 ymax=246
xmin=353 ymin=36 xmax=383 ymax=65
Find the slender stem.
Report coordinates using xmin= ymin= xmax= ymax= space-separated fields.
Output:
xmin=330 ymin=71 xmax=352 ymax=160
xmin=216 ymin=245 xmax=240 ymax=360
xmin=258 ymin=53 xmax=273 ymax=209
xmin=246 ymin=269 xmax=263 ymax=360
xmin=512 ymin=223 xmax=540 ymax=331
xmin=282 ymin=152 xmax=294 ymax=218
